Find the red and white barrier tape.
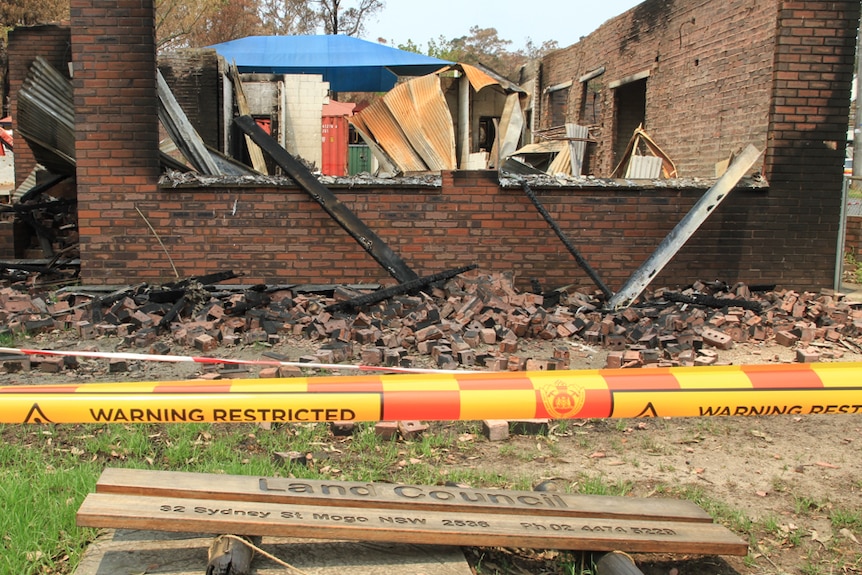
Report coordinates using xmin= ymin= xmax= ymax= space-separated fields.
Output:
xmin=0 ymin=347 xmax=479 ymax=375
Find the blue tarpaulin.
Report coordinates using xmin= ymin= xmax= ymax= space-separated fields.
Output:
xmin=208 ymin=35 xmax=452 ymax=92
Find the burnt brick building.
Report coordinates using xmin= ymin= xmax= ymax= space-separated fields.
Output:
xmin=5 ymin=0 xmax=860 ymax=295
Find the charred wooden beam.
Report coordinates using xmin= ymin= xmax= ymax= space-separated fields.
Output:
xmin=163 ymin=270 xmax=244 ymax=291
xmin=520 ymin=180 xmax=614 ymax=300
xmin=157 ymin=296 xmax=187 ymax=333
xmin=234 ymin=115 xmax=419 ymax=284
xmin=325 ymin=264 xmax=478 ymax=312
xmin=661 ymin=291 xmax=762 ymax=312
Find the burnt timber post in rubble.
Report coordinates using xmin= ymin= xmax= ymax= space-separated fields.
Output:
xmin=325 ymin=264 xmax=478 ymax=313
xmin=520 ymin=180 xmax=614 ymax=300
xmin=234 ymin=115 xmax=419 ymax=284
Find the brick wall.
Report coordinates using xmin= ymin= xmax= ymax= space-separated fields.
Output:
xmin=540 ymin=0 xmax=778 ymax=177
xmin=87 ymin=173 xmax=773 ymax=293
xmin=6 ymin=0 xmax=859 ymax=295
xmin=846 ymin=216 xmax=862 ymax=259
xmin=537 ymin=0 xmax=859 ymax=290
xmin=70 ymin=0 xmax=160 ymax=284
xmin=754 ymin=1 xmax=858 ymax=289
xmin=7 ymin=25 xmax=72 ymax=187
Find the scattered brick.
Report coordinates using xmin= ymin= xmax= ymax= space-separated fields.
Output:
xmin=482 ymin=420 xmax=510 ymax=441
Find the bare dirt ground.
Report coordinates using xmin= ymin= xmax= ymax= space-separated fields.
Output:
xmin=1 ymin=281 xmax=861 ymax=575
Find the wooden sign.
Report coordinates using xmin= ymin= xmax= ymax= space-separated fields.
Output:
xmin=77 ymin=492 xmax=748 ymax=556
xmin=94 ymin=468 xmax=713 ymax=523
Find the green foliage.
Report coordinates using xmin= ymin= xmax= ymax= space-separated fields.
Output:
xmin=396 ymin=27 xmax=559 ymax=80
xmin=845 ymin=250 xmax=862 ymax=283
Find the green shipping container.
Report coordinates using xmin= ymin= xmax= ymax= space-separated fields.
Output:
xmin=348 ymin=144 xmax=372 ymax=175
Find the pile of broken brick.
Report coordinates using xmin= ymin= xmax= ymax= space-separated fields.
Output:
xmin=1 ymin=272 xmax=861 ymax=375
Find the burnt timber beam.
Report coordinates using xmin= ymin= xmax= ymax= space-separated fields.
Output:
xmin=234 ymin=115 xmax=419 ymax=284
xmin=520 ymin=180 xmax=614 ymax=300
xmin=325 ymin=263 xmax=478 ymax=312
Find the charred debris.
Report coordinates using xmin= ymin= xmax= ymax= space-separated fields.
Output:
xmin=0 ymin=268 xmax=860 ymax=376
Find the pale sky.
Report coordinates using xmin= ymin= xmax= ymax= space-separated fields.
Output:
xmin=363 ymin=1 xmax=644 ymax=53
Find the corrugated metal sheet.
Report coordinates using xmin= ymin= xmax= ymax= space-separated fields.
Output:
xmin=460 ymin=63 xmax=503 ymax=93
xmin=17 ymin=57 xmax=76 ymax=176
xmin=625 ymin=155 xmax=664 ymax=179
xmin=358 ymin=96 xmax=427 ymax=173
xmin=566 ymin=124 xmax=590 ymax=176
xmin=347 ymin=114 xmax=398 ymax=176
xmin=497 ymin=93 xmax=524 ymax=165
xmin=382 ymin=74 xmax=456 ymax=170
xmin=350 ymin=63 xmax=524 ymax=173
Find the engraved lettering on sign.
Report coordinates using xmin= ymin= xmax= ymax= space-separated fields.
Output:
xmin=259 ymin=478 xmax=376 ymax=497
xmin=379 ymin=516 xmax=426 ymax=525
xmin=193 ymin=506 xmax=272 ymax=518
xmin=521 ymin=521 xmax=678 ymax=536
xmin=392 ymin=485 xmax=568 ymax=509
xmin=441 ymin=519 xmax=490 ymax=528
xmin=312 ymin=513 xmax=368 ymax=523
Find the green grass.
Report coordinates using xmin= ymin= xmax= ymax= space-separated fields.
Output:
xmin=0 ymin=329 xmax=15 ymax=346
xmin=0 ymin=420 xmax=534 ymax=574
xmin=3 ymin=419 xmax=861 ymax=575
xmin=0 ymin=432 xmax=101 ymax=574
xmin=575 ymin=474 xmax=633 ymax=497
xmin=830 ymin=507 xmax=862 ymax=531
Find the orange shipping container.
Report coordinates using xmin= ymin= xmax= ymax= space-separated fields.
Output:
xmin=321 ymin=115 xmax=348 ymax=176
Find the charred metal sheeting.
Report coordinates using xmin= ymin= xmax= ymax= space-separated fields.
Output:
xmin=351 ymin=63 xmax=526 ymax=174
xmin=520 ymin=180 xmax=613 ymax=300
xmin=607 ymin=144 xmax=763 ymax=310
xmin=325 ymin=264 xmax=479 ymax=313
xmin=234 ymin=115 xmax=419 ymax=284
xmin=16 ymin=170 xmax=66 ymax=204
xmin=157 ymin=70 xmax=220 ymax=175
xmin=157 ymin=70 xmax=257 ymax=177
xmin=17 ymin=57 xmax=76 ymax=176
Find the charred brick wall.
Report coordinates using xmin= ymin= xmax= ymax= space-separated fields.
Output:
xmin=7 ymin=25 xmax=72 ymax=187
xmin=158 ymin=50 xmax=223 ymax=150
xmin=538 ymin=0 xmax=859 ymax=290
xmin=8 ymin=0 xmax=859 ymax=294
xmin=756 ymin=2 xmax=858 ymax=289
xmin=92 ymin=172 xmax=774 ymax=293
xmin=70 ymin=0 xmax=161 ymax=284
xmin=540 ymin=0 xmax=779 ymax=177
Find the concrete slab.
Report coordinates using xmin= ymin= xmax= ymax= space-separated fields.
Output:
xmin=73 ymin=529 xmax=472 ymax=575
